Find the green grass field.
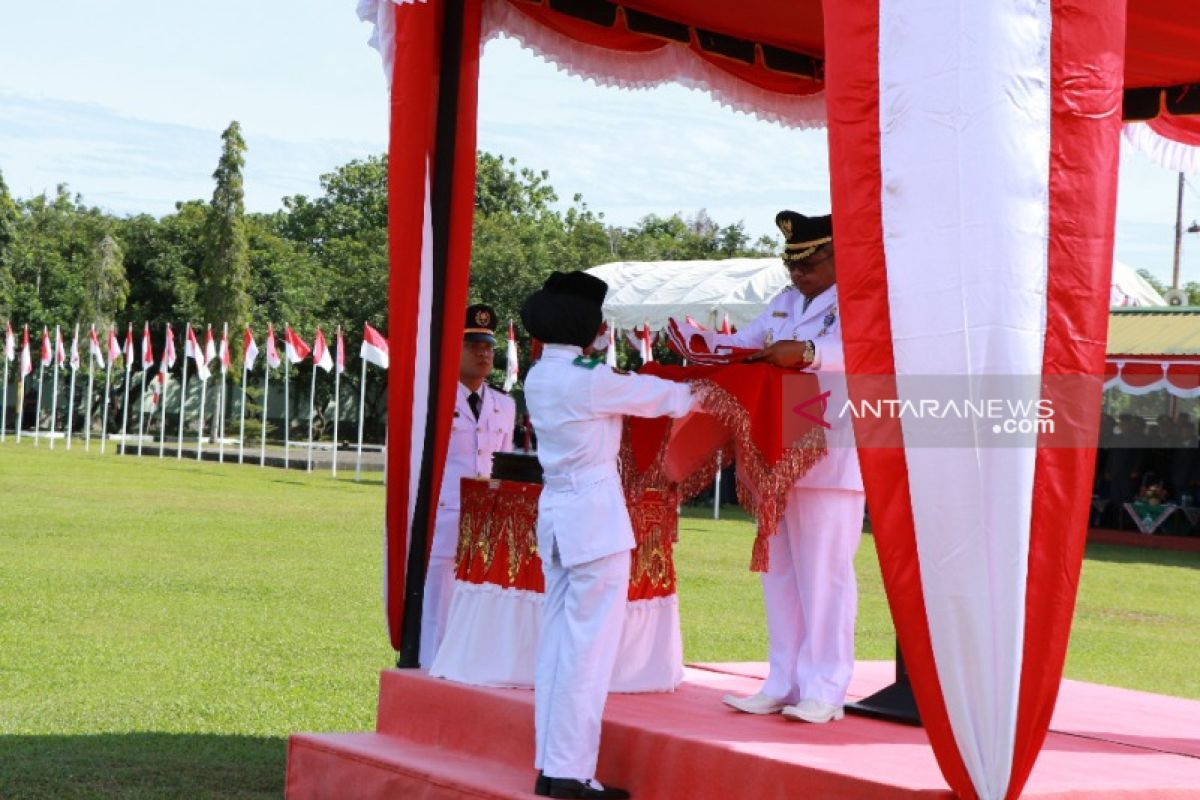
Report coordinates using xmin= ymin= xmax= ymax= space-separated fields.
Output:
xmin=2 ymin=441 xmax=1197 ymax=798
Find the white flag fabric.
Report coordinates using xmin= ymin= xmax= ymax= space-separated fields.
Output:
xmin=204 ymin=326 xmax=217 ymax=364
xmin=142 ymin=323 xmax=155 ymax=369
xmin=187 ymin=325 xmax=211 ymax=381
xmin=360 ymin=323 xmax=389 ymax=369
xmin=107 ymin=327 xmax=122 ymax=364
xmin=605 ymin=324 xmax=618 ymax=368
xmin=55 ymin=327 xmax=66 ymax=368
xmin=265 ymin=324 xmax=281 ymax=370
xmin=40 ymin=327 xmax=52 ymax=368
xmin=3 ymin=322 xmax=13 ymax=362
xmin=284 ymin=326 xmax=310 ymax=365
xmin=503 ymin=319 xmax=518 ymax=392
xmin=20 ymin=326 xmax=32 ymax=377
xmin=124 ymin=324 xmax=135 ymax=364
xmin=89 ymin=326 xmax=105 ymax=369
xmin=219 ymin=329 xmax=231 ymax=374
xmin=69 ymin=329 xmax=80 ymax=371
xmin=312 ymin=327 xmax=333 ymax=372
xmin=162 ymin=323 xmax=176 ymax=370
xmin=243 ymin=326 xmax=259 ymax=370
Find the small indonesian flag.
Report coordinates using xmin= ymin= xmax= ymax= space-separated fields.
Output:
xmin=108 ymin=326 xmax=122 ymax=364
xmin=69 ymin=329 xmax=80 ymax=371
xmin=186 ymin=324 xmax=211 ymax=381
xmin=89 ymin=325 xmax=105 ymax=368
xmin=40 ymin=327 xmax=51 ymax=368
xmin=219 ymin=328 xmax=231 ymax=374
xmin=141 ymin=322 xmax=155 ymax=369
xmin=54 ymin=327 xmax=66 ymax=368
xmin=312 ymin=327 xmax=333 ymax=372
xmin=124 ymin=324 xmax=135 ymax=365
xmin=20 ymin=325 xmax=32 ymax=377
xmin=284 ymin=326 xmax=310 ymax=365
xmin=335 ymin=326 xmax=346 ymax=375
xmin=605 ymin=324 xmax=617 ymax=368
xmin=3 ymin=322 xmax=13 ymax=362
xmin=360 ymin=323 xmax=389 ymax=369
xmin=639 ymin=323 xmax=654 ymax=364
xmin=265 ymin=323 xmax=281 ymax=370
xmin=503 ymin=320 xmax=519 ymax=391
xmin=204 ymin=325 xmax=217 ymax=364
xmin=162 ymin=323 xmax=176 ymax=370
xmin=244 ymin=326 xmax=259 ymax=370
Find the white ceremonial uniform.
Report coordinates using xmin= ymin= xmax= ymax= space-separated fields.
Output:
xmin=714 ymin=284 xmax=866 ymax=706
xmin=526 ymin=344 xmax=695 ymax=781
xmin=419 ymin=382 xmax=516 ymax=667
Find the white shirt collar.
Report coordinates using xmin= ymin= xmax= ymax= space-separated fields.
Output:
xmin=542 ymin=344 xmax=583 ymax=359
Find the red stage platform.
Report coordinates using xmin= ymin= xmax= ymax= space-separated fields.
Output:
xmin=286 ymin=662 xmax=1200 ymax=799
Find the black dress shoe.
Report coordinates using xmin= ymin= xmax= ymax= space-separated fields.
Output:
xmin=547 ymin=777 xmax=631 ymax=799
xmin=535 ymin=771 xmax=550 ymax=796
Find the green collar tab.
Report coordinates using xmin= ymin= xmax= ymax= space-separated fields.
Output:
xmin=572 ymin=355 xmax=603 ymax=369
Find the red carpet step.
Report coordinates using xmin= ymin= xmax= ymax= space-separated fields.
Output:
xmin=287 ymin=662 xmax=1200 ymax=799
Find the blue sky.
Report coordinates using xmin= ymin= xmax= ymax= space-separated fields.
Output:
xmin=2 ymin=0 xmax=1198 ymax=285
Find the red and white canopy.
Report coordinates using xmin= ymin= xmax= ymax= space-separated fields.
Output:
xmin=361 ymin=2 xmax=1200 ymax=798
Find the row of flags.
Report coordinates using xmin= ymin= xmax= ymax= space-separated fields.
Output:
xmin=1 ymin=321 xmax=393 ymax=478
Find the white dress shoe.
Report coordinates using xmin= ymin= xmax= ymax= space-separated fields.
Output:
xmin=722 ymin=692 xmax=786 ymax=715
xmin=781 ymin=699 xmax=845 ymax=723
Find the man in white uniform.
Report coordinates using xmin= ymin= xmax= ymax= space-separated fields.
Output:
xmin=419 ymin=303 xmax=516 ymax=668
xmin=672 ymin=211 xmax=865 ymax=724
xmin=522 ymin=271 xmax=700 ymax=800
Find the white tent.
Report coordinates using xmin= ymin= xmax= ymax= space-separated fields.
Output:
xmin=589 ymin=256 xmax=1166 ymax=334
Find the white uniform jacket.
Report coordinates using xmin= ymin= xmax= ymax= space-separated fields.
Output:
xmin=714 ymin=285 xmax=862 ymax=492
xmin=432 ymin=382 xmax=517 ymax=559
xmin=524 ymin=344 xmax=695 ymax=568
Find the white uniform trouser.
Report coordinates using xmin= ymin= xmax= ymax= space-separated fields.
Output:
xmin=534 ymin=542 xmax=630 ymax=780
xmin=419 ymin=512 xmax=459 ymax=668
xmin=760 ymin=486 xmax=865 ymax=706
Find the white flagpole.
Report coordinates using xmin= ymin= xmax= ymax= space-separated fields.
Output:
xmin=355 ymin=359 xmax=366 ymax=481
xmin=177 ymin=333 xmax=188 ymax=461
xmin=85 ymin=333 xmax=95 ymax=452
xmin=332 ymin=326 xmax=341 ymax=478
xmin=284 ymin=355 xmax=290 ymax=470
xmin=239 ymin=359 xmax=248 ymax=464
xmin=260 ymin=358 xmax=269 ymax=468
xmin=219 ymin=323 xmax=228 ymax=463
xmin=1 ymin=349 xmax=8 ymax=443
xmin=159 ymin=369 xmax=168 ymax=459
xmin=306 ymin=363 xmax=316 ymax=472
xmin=49 ymin=327 xmax=60 ymax=450
xmin=120 ymin=352 xmax=132 ymax=456
xmin=34 ymin=357 xmax=44 ymax=447
xmin=138 ymin=367 xmax=148 ymax=457
xmin=15 ymin=371 xmax=23 ymax=443
xmin=196 ymin=370 xmax=207 ymax=462
xmin=66 ymin=325 xmax=78 ymax=451
xmin=101 ymin=335 xmax=113 ymax=454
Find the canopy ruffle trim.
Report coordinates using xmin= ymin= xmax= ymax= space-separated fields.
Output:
xmin=1123 ymin=123 xmax=1200 ymax=174
xmin=481 ymin=0 xmax=827 ymax=130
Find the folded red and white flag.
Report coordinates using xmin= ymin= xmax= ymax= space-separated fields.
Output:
xmin=284 ymin=325 xmax=310 ymax=365
xmin=265 ymin=324 xmax=281 ymax=369
xmin=89 ymin=325 xmax=105 ymax=369
xmin=107 ymin=326 xmax=122 ymax=364
xmin=186 ymin=324 xmax=211 ymax=380
xmin=335 ymin=327 xmax=346 ymax=375
xmin=141 ymin=323 xmax=155 ymax=369
xmin=663 ymin=317 xmax=754 ymax=365
xmin=219 ymin=328 xmax=231 ymax=374
xmin=312 ymin=327 xmax=333 ymax=372
xmin=40 ymin=327 xmax=51 ymax=368
xmin=162 ymin=323 xmax=176 ymax=371
xmin=243 ymin=326 xmax=259 ymax=370
xmin=3 ymin=322 xmax=13 ymax=362
xmin=360 ymin=323 xmax=389 ymax=369
xmin=20 ymin=326 xmax=32 ymax=377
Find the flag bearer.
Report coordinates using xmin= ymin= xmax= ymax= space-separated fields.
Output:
xmin=521 ymin=271 xmax=702 ymax=800
xmin=419 ymin=303 xmax=517 ymax=667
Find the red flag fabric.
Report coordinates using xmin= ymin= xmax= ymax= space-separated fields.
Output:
xmin=141 ymin=323 xmax=154 ymax=369
xmin=284 ymin=325 xmax=310 ymax=364
xmin=186 ymin=325 xmax=211 ymax=381
xmin=20 ymin=326 xmax=32 ymax=377
xmin=244 ymin=326 xmax=260 ymax=369
xmin=124 ymin=324 xmax=134 ymax=364
xmin=360 ymin=323 xmax=389 ymax=369
xmin=204 ymin=326 xmax=217 ymax=364
xmin=335 ymin=327 xmax=346 ymax=375
xmin=107 ymin=326 xmax=122 ymax=364
xmin=312 ymin=327 xmax=333 ymax=372
xmin=40 ymin=327 xmax=51 ymax=367
xmin=88 ymin=326 xmax=105 ymax=369
xmin=265 ymin=324 xmax=281 ymax=370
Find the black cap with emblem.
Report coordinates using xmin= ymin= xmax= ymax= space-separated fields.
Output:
xmin=464 ymin=303 xmax=498 ymax=344
xmin=776 ymin=210 xmax=833 ymax=264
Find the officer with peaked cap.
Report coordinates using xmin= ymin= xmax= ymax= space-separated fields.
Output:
xmin=521 ymin=271 xmax=703 ymax=800
xmin=676 ymin=211 xmax=865 ymax=724
xmin=419 ymin=303 xmax=516 ymax=668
